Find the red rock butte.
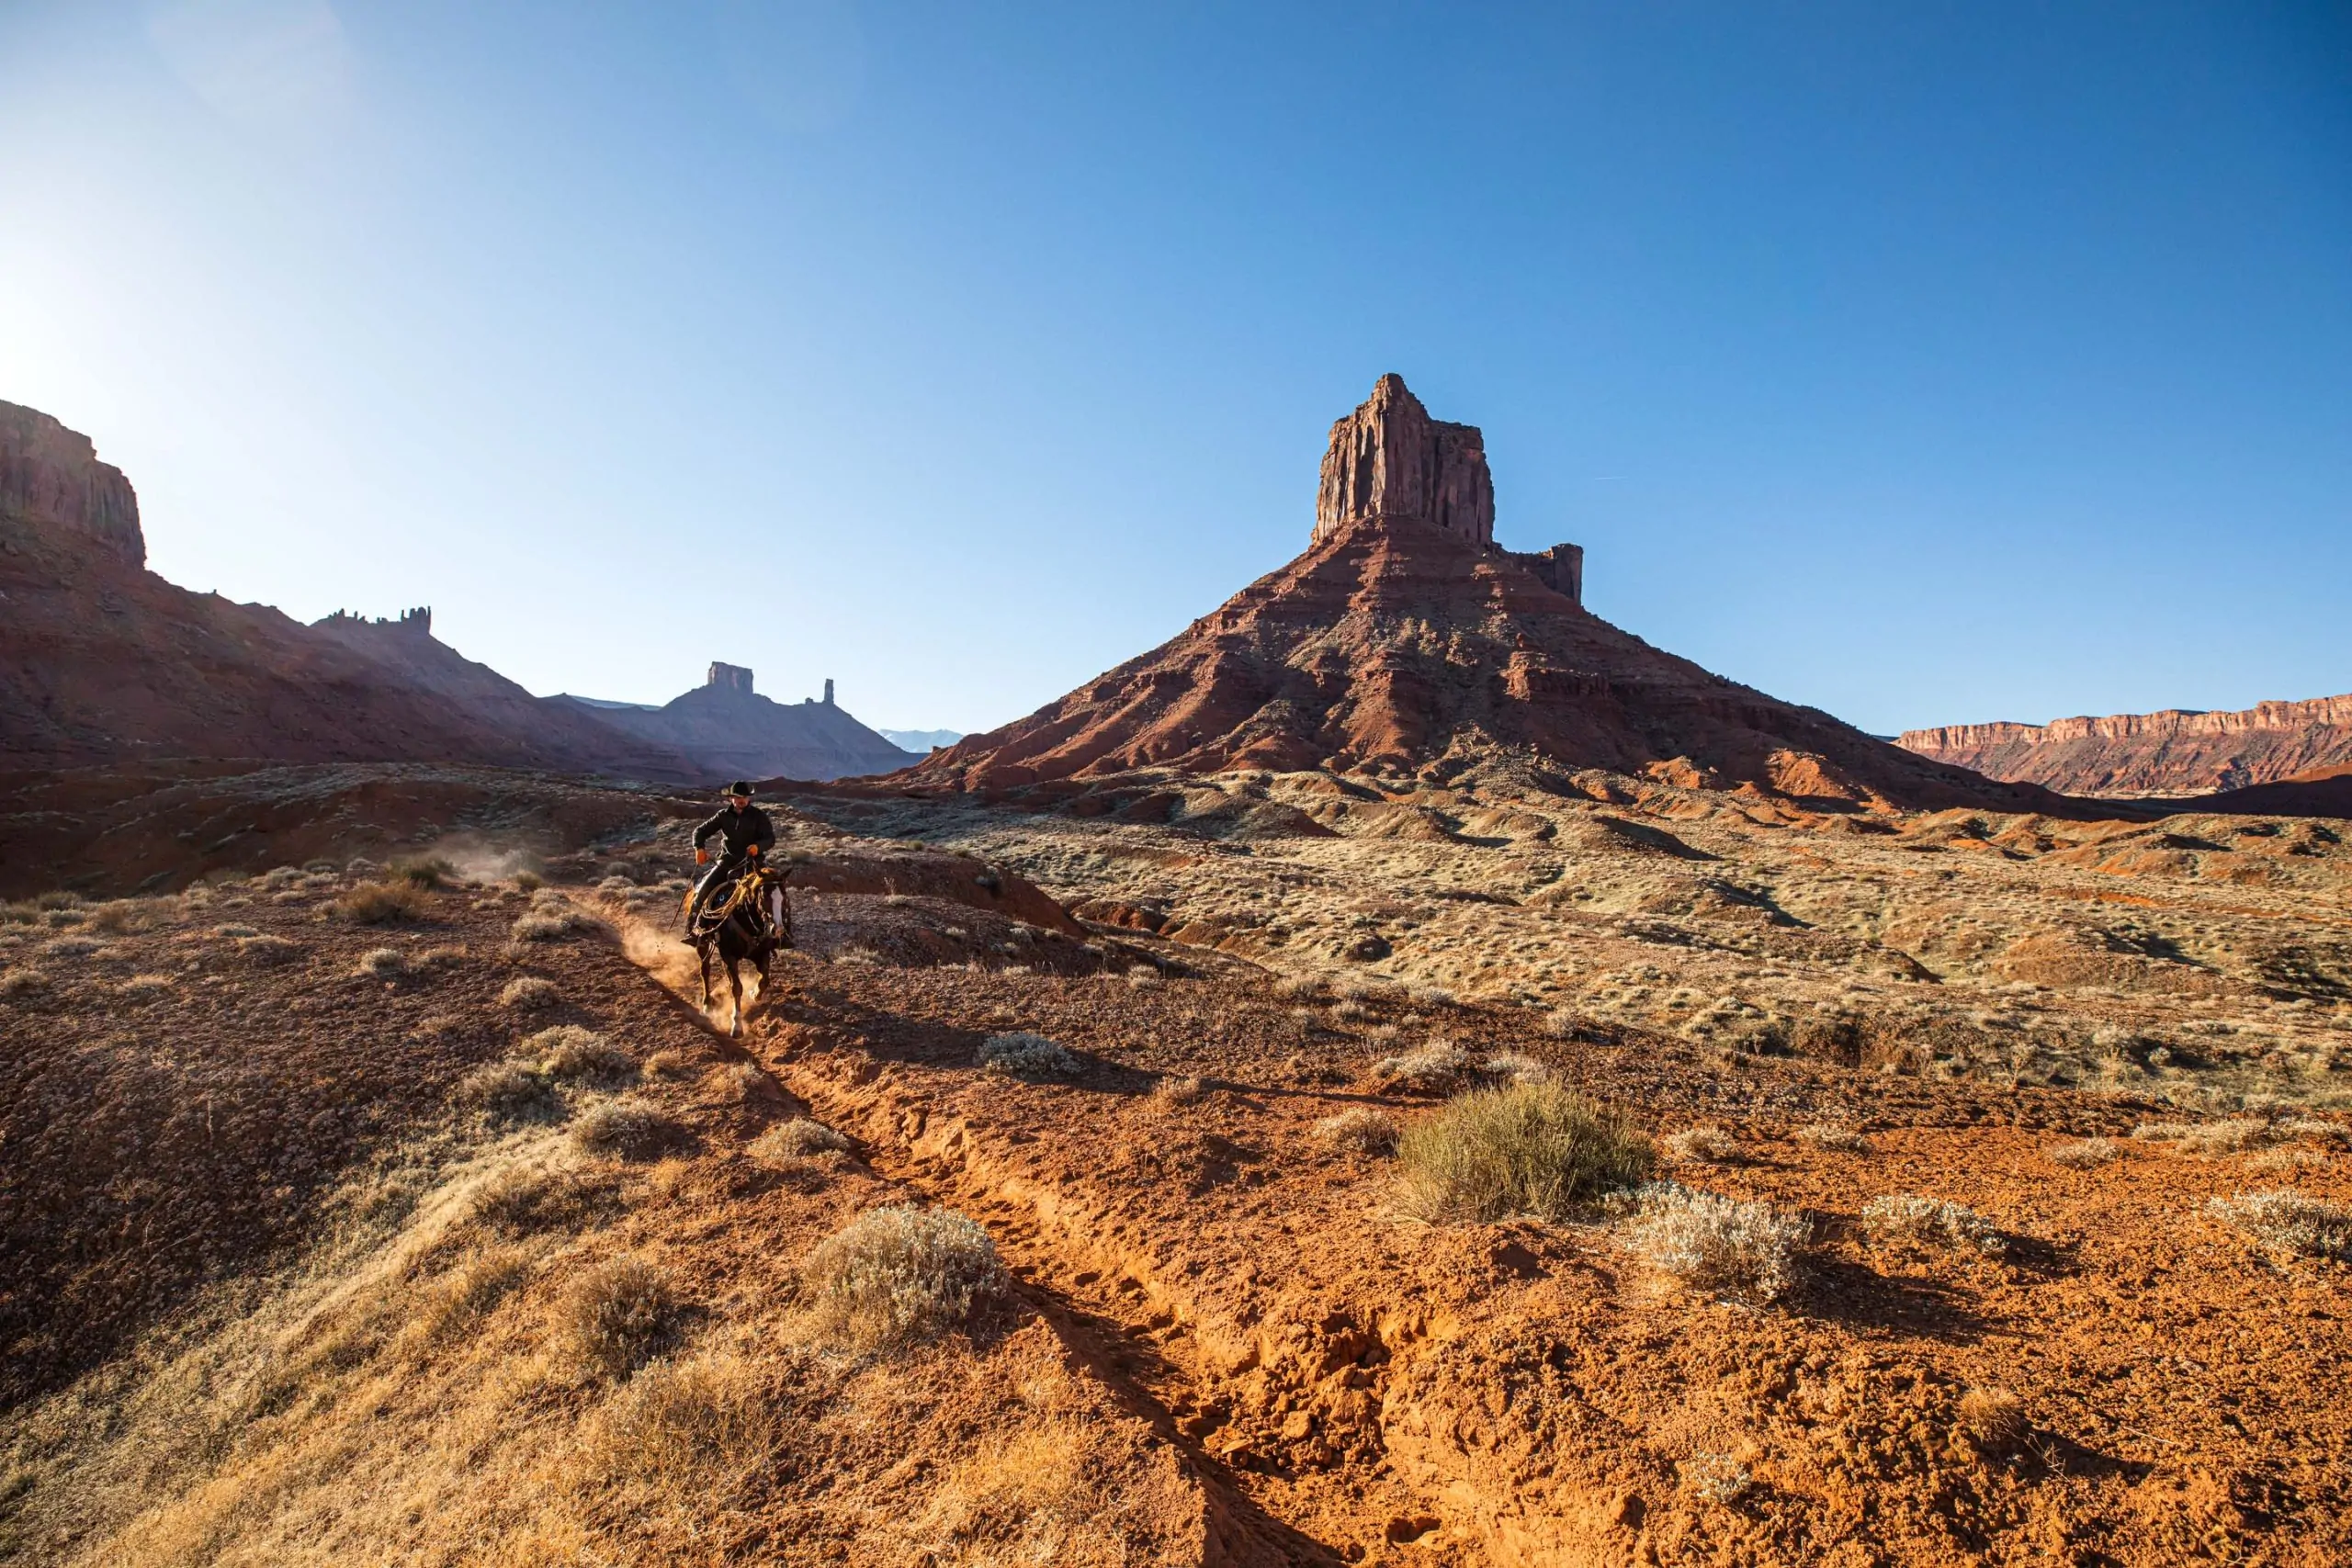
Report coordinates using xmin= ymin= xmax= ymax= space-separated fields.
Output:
xmin=904 ymin=375 xmax=2058 ymax=814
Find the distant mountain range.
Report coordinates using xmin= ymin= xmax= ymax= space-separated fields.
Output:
xmin=1901 ymin=695 xmax=2352 ymax=797
xmin=879 ymin=728 xmax=964 ymax=752
xmin=0 ymin=399 xmax=911 ymax=785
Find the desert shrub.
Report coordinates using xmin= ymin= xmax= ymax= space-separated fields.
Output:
xmin=978 ymin=1032 xmax=1083 ymax=1078
xmin=1542 ymin=1009 xmax=1585 ymax=1039
xmin=1408 ymin=984 xmax=1456 ymax=1008
xmin=513 ymin=871 xmax=544 ymax=893
xmin=511 ymin=909 xmax=584 ymax=942
xmin=234 ymin=933 xmax=304 ymax=965
xmin=0 ymin=968 xmax=51 ymax=998
xmin=592 ymin=1353 xmax=775 ymax=1480
xmin=499 ymin=975 xmax=560 ymax=1010
xmin=390 ymin=855 xmax=456 ymax=889
xmin=1665 ymin=1125 xmax=1740 ymax=1163
xmin=526 ymin=1025 xmax=638 ymax=1085
xmin=2135 ymin=1117 xmax=2275 ymax=1156
xmin=40 ymin=935 xmax=104 ymax=960
xmin=572 ymin=1099 xmax=685 ymax=1159
xmin=455 ymin=1062 xmax=562 ymax=1122
xmin=210 ymin=922 xmax=259 ymax=939
xmin=1152 ymin=1074 xmax=1204 ymax=1106
xmin=33 ymin=890 xmax=83 ymax=910
xmin=2247 ymin=1147 xmax=2329 ymax=1175
xmin=415 ymin=1250 xmax=533 ymax=1343
xmin=1481 ymin=1051 xmax=1553 ymax=1085
xmin=469 ymin=1166 xmax=624 ymax=1237
xmin=1272 ymin=974 xmax=1323 ymax=1000
xmin=1795 ymin=1121 xmax=1872 ymax=1155
xmin=1680 ymin=1450 xmax=1753 ymax=1503
xmin=334 ymin=882 xmax=428 ymax=925
xmin=1125 ymin=966 xmax=1161 ymax=988
xmin=1373 ymin=1041 xmax=1472 ymax=1093
xmin=752 ymin=1118 xmax=853 ymax=1159
xmin=723 ymin=1062 xmax=780 ymax=1103
xmin=1396 ymin=1080 xmax=1654 ymax=1223
xmin=2206 ymin=1190 xmax=2352 ymax=1261
xmin=801 ymin=1205 xmax=1007 ymax=1349
xmin=356 ymin=946 xmax=408 ymax=979
xmin=556 ymin=1257 xmax=676 ymax=1380
xmin=84 ymin=901 xmax=151 ymax=934
xmin=2045 ymin=1136 xmax=2121 ymax=1169
xmin=416 ymin=943 xmax=467 ymax=968
xmin=1958 ymin=1386 xmax=2029 ymax=1451
xmin=644 ymin=1048 xmax=695 ymax=1079
xmin=119 ymin=973 xmax=175 ymax=997
xmin=1625 ymin=1182 xmax=1807 ymax=1304
xmin=1314 ymin=1106 xmax=1400 ymax=1156
xmin=1860 ymin=1194 xmax=2007 ymax=1256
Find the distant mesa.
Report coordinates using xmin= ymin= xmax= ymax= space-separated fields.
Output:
xmin=1902 ymin=695 xmax=2352 ymax=798
xmin=550 ymin=663 xmax=913 ymax=784
xmin=881 ymin=727 xmax=966 ymax=753
xmin=903 ymin=374 xmax=2058 ymax=815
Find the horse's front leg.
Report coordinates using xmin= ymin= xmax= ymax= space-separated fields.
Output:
xmin=697 ymin=943 xmax=712 ymax=1008
xmin=728 ymin=959 xmax=743 ymax=1038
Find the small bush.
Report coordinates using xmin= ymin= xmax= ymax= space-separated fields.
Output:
xmin=2136 ymin=1117 xmax=2275 ymax=1156
xmin=1125 ymin=966 xmax=1161 ymax=988
xmin=2045 ymin=1136 xmax=2121 ymax=1169
xmin=119 ymin=973 xmax=175 ymax=997
xmin=1958 ymin=1386 xmax=2029 ymax=1451
xmin=1314 ymin=1106 xmax=1400 ymax=1156
xmin=752 ymin=1118 xmax=853 ymax=1159
xmin=644 ymin=1048 xmax=695 ymax=1079
xmin=1795 ymin=1122 xmax=1871 ymax=1155
xmin=512 ymin=910 xmax=583 ymax=943
xmin=1542 ymin=1009 xmax=1584 ymax=1040
xmin=210 ymin=922 xmax=259 ymax=939
xmin=593 ymin=1353 xmax=775 ymax=1480
xmin=1408 ymin=984 xmax=1456 ymax=1008
xmin=2247 ymin=1147 xmax=2328 ymax=1175
xmin=572 ymin=1099 xmax=685 ymax=1159
xmin=357 ymin=946 xmax=408 ymax=979
xmin=334 ymin=882 xmax=428 ymax=925
xmin=978 ymin=1032 xmax=1082 ymax=1079
xmin=1396 ymin=1080 xmax=1654 ymax=1223
xmin=1665 ymin=1125 xmax=1740 ymax=1163
xmin=2206 ymin=1189 xmax=2352 ymax=1261
xmin=416 ymin=943 xmax=467 ymax=968
xmin=1481 ymin=1051 xmax=1553 ymax=1086
xmin=1625 ymin=1182 xmax=1807 ymax=1304
xmin=802 ymin=1206 xmax=1007 ymax=1349
xmin=390 ymin=855 xmax=456 ymax=889
xmin=1861 ymin=1194 xmax=2007 ymax=1256
xmin=500 ymin=976 xmax=560 ymax=1010
xmin=456 ymin=1062 xmax=561 ymax=1122
xmin=416 ymin=1251 xmax=533 ymax=1343
xmin=39 ymin=935 xmax=104 ymax=961
xmin=1152 ymin=1074 xmax=1204 ymax=1106
xmin=1373 ymin=1041 xmax=1472 ymax=1093
xmin=0 ymin=968 xmax=51 ymax=998
xmin=526 ymin=1025 xmax=638 ymax=1085
xmin=234 ymin=934 xmax=303 ymax=965
xmin=1272 ymin=975 xmax=1324 ymax=1000
xmin=557 ymin=1257 xmax=676 ymax=1380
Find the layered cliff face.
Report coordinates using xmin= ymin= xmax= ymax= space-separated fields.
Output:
xmin=1902 ymin=694 xmax=2352 ymax=796
xmin=906 ymin=376 xmax=2054 ymax=814
xmin=0 ymin=400 xmax=143 ymax=568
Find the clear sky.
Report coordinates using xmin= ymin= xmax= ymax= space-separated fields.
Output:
xmin=3 ymin=2 xmax=2346 ymax=738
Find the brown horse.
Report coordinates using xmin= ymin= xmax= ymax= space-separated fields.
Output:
xmin=686 ymin=859 xmax=793 ymax=1036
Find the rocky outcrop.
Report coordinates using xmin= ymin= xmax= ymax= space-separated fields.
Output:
xmin=551 ymin=666 xmax=914 ymax=784
xmin=0 ymin=400 xmax=143 ymax=567
xmin=905 ymin=378 xmax=2061 ymax=814
xmin=1902 ymin=695 xmax=2352 ymax=795
xmin=1314 ymin=374 xmax=1494 ymax=548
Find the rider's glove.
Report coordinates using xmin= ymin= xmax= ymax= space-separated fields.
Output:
xmin=695 ymin=849 xmax=710 ymax=865
xmin=746 ymin=843 xmax=762 ymax=855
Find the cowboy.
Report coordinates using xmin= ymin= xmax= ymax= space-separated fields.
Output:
xmin=682 ymin=781 xmax=776 ymax=939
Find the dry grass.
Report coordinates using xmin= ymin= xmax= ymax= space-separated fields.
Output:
xmin=413 ymin=1250 xmax=533 ymax=1344
xmin=526 ymin=1025 xmax=638 ymax=1086
xmin=334 ymin=882 xmax=428 ymax=925
xmin=643 ymin=1048 xmax=695 ymax=1079
xmin=978 ymin=1032 xmax=1083 ymax=1078
xmin=586 ymin=1351 xmax=778 ymax=1483
xmin=1396 ymin=1080 xmax=1654 ymax=1223
xmin=1796 ymin=1121 xmax=1872 ymax=1155
xmin=800 ymin=1205 xmax=1007 ymax=1350
xmin=555 ymin=1256 xmax=676 ymax=1381
xmin=1624 ymin=1182 xmax=1808 ymax=1304
xmin=2247 ymin=1147 xmax=2329 ymax=1175
xmin=1958 ymin=1386 xmax=2030 ymax=1451
xmin=571 ymin=1100 xmax=684 ymax=1160
xmin=119 ymin=973 xmax=175 ymax=997
xmin=511 ymin=910 xmax=585 ymax=942
xmin=1481 ymin=1051 xmax=1554 ymax=1085
xmin=454 ymin=1062 xmax=562 ymax=1122
xmin=499 ymin=975 xmax=560 ymax=1010
xmin=1372 ymin=1040 xmax=1472 ymax=1093
xmin=0 ymin=967 xmax=51 ymax=998
xmin=2045 ymin=1136 xmax=2121 ymax=1169
xmin=1314 ymin=1106 xmax=1400 ymax=1156
xmin=2133 ymin=1117 xmax=2276 ymax=1156
xmin=1664 ymin=1125 xmax=1741 ymax=1163
xmin=468 ymin=1165 xmax=625 ymax=1237
xmin=2206 ymin=1189 xmax=2352 ymax=1261
xmin=751 ymin=1118 xmax=853 ymax=1159
xmin=356 ymin=946 xmax=407 ymax=978
xmin=1860 ymin=1194 xmax=2008 ymax=1256
xmin=1125 ymin=966 xmax=1161 ymax=988
xmin=1151 ymin=1074 xmax=1205 ymax=1106
xmin=390 ymin=855 xmax=456 ymax=889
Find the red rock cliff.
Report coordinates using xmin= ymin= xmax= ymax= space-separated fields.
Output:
xmin=1900 ymin=695 xmax=2352 ymax=795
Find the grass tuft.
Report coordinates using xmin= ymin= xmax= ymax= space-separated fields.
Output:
xmin=390 ymin=855 xmax=457 ymax=889
xmin=1396 ymin=1080 xmax=1654 ymax=1223
xmin=334 ymin=882 xmax=428 ymax=925
xmin=1152 ymin=1074 xmax=1204 ymax=1106
xmin=356 ymin=946 xmax=407 ymax=979
xmin=801 ymin=1205 xmax=1007 ymax=1349
xmin=2206 ymin=1189 xmax=2352 ymax=1261
xmin=1860 ymin=1194 xmax=2007 ymax=1256
xmin=571 ymin=1099 xmax=685 ymax=1159
xmin=454 ymin=1062 xmax=562 ymax=1122
xmin=526 ymin=1025 xmax=638 ymax=1086
xmin=751 ymin=1118 xmax=853 ymax=1160
xmin=2045 ymin=1136 xmax=2121 ymax=1169
xmin=499 ymin=975 xmax=560 ymax=1010
xmin=1314 ymin=1106 xmax=1400 ymax=1156
xmin=1665 ymin=1125 xmax=1741 ymax=1163
xmin=1795 ymin=1121 xmax=1872 ymax=1154
xmin=978 ymin=1032 xmax=1083 ymax=1078
xmin=1373 ymin=1040 xmax=1472 ymax=1093
xmin=556 ymin=1257 xmax=676 ymax=1380
xmin=1625 ymin=1182 xmax=1807 ymax=1304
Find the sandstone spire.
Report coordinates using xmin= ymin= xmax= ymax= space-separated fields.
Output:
xmin=1313 ymin=373 xmax=1494 ymax=549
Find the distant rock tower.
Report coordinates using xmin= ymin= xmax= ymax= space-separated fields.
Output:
xmin=1530 ymin=544 xmax=1584 ymax=607
xmin=707 ymin=662 xmax=754 ymax=694
xmin=823 ymin=678 xmax=834 ymax=707
xmin=1313 ymin=374 xmax=1495 ymax=548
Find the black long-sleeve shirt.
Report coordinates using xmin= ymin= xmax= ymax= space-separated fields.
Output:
xmin=693 ymin=804 xmax=776 ymax=860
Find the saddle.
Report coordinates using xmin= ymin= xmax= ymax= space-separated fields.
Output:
xmin=687 ymin=860 xmax=793 ymax=950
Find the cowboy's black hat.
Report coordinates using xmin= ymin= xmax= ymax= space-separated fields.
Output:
xmin=725 ymin=781 xmax=756 ymax=796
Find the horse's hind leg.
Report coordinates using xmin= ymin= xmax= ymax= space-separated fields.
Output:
xmin=728 ymin=960 xmax=744 ymax=1038
xmin=697 ymin=944 xmax=712 ymax=1009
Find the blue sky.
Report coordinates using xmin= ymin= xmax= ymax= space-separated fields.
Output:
xmin=3 ymin=1 xmax=2346 ymax=738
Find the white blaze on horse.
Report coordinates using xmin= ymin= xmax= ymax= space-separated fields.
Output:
xmin=684 ymin=860 xmax=793 ymax=1036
